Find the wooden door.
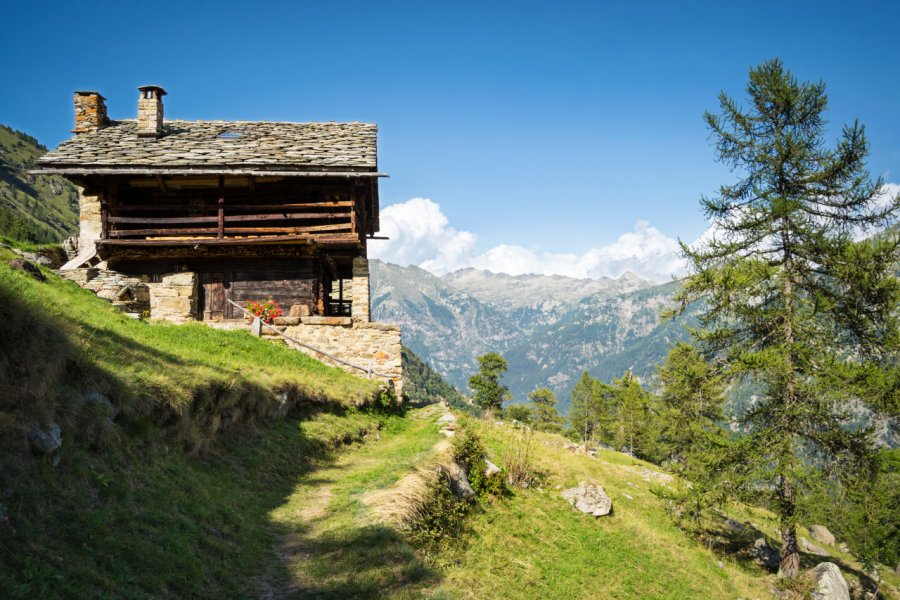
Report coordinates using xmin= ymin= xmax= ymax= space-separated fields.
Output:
xmin=200 ymin=272 xmax=226 ymax=320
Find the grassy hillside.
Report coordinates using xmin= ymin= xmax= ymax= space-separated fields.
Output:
xmin=0 ymin=245 xmax=388 ymax=595
xmin=2 ymin=250 xmax=893 ymax=598
xmin=0 ymin=124 xmax=78 ymax=244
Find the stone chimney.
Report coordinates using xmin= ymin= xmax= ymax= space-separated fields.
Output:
xmin=72 ymin=91 xmax=109 ymax=134
xmin=136 ymin=85 xmax=167 ymax=137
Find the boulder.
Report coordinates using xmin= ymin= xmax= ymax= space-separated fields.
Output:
xmin=85 ymin=391 xmax=118 ymax=420
xmin=562 ymin=482 xmax=613 ymax=517
xmin=811 ymin=562 xmax=850 ymax=600
xmin=443 ymin=461 xmax=474 ymax=500
xmin=484 ymin=459 xmax=501 ymax=478
xmin=808 ymin=525 xmax=836 ymax=547
xmin=749 ymin=538 xmax=779 ymax=572
xmin=21 ymin=251 xmax=52 ymax=266
xmin=724 ymin=518 xmax=747 ymax=533
xmin=28 ymin=420 xmax=62 ymax=455
xmin=8 ymin=258 xmax=45 ymax=282
xmin=801 ymin=537 xmax=831 ymax=557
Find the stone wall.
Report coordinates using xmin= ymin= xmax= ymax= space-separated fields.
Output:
xmin=283 ymin=320 xmax=402 ymax=396
xmin=59 ymin=268 xmax=150 ymax=314
xmin=147 ymin=272 xmax=198 ymax=323
xmin=77 ymin=187 xmax=102 ymax=258
xmin=351 ymin=256 xmax=370 ymax=323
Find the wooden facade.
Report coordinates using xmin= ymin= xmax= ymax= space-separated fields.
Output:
xmin=37 ymin=88 xmax=385 ymax=323
xmin=68 ymin=174 xmax=378 ymax=319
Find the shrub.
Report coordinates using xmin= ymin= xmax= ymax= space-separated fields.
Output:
xmin=452 ymin=429 xmax=506 ymax=497
xmin=406 ymin=468 xmax=471 ymax=551
xmin=503 ymin=404 xmax=532 ymax=424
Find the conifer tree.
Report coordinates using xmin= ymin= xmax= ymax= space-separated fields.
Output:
xmin=657 ymin=343 xmax=732 ymax=520
xmin=670 ymin=59 xmax=900 ymax=577
xmin=468 ymin=352 xmax=511 ymax=416
xmin=611 ymin=371 xmax=656 ymax=459
xmin=528 ymin=387 xmax=563 ymax=429
xmin=569 ymin=371 xmax=599 ymax=441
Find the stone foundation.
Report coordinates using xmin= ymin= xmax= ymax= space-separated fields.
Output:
xmin=283 ymin=320 xmax=403 ymax=397
xmin=59 ymin=268 xmax=150 ymax=314
xmin=351 ymin=257 xmax=370 ymax=323
xmin=147 ymin=272 xmax=198 ymax=323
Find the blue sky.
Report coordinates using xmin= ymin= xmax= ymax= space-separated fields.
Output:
xmin=2 ymin=1 xmax=898 ymax=279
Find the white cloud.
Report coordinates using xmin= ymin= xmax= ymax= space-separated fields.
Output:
xmin=369 ymin=198 xmax=690 ymax=282
xmin=369 ymin=186 xmax=899 ymax=282
xmin=369 ymin=198 xmax=476 ymax=273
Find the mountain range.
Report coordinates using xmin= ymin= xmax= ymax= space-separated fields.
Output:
xmin=371 ymin=260 xmax=696 ymax=413
xmin=0 ymin=124 xmax=78 ymax=243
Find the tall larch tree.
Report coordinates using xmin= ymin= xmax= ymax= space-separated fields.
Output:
xmin=670 ymin=59 xmax=900 ymax=578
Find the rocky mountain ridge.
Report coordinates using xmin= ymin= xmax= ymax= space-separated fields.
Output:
xmin=371 ymin=260 xmax=694 ymax=412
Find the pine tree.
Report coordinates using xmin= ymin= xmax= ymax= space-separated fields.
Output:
xmin=611 ymin=371 xmax=656 ymax=459
xmin=657 ymin=343 xmax=733 ymax=520
xmin=468 ymin=352 xmax=511 ymax=416
xmin=657 ymin=343 xmax=727 ymax=461
xmin=528 ymin=387 xmax=564 ymax=431
xmin=569 ymin=371 xmax=599 ymax=441
xmin=670 ymin=59 xmax=900 ymax=577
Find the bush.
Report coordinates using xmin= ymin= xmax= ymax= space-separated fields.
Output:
xmin=452 ymin=429 xmax=505 ymax=497
xmin=503 ymin=404 xmax=532 ymax=424
xmin=406 ymin=469 xmax=471 ymax=550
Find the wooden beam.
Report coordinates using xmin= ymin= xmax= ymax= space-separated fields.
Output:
xmin=109 ymin=201 xmax=353 ymax=212
xmin=155 ymin=174 xmax=168 ymax=193
xmin=108 ymin=212 xmax=352 ymax=225
xmin=108 ymin=225 xmax=353 ymax=237
xmin=218 ymin=175 xmax=225 ymax=239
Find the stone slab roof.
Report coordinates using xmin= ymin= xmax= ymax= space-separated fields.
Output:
xmin=37 ymin=120 xmax=378 ymax=173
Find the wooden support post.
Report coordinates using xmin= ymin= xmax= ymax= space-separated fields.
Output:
xmin=217 ymin=175 xmax=225 ymax=239
xmin=101 ymin=201 xmax=109 ymax=239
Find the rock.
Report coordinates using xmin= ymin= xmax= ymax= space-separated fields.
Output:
xmin=21 ymin=251 xmax=52 ymax=266
xmin=84 ymin=391 xmax=118 ymax=420
xmin=437 ymin=412 xmax=457 ymax=424
xmin=622 ymin=493 xmax=634 ymax=500
xmin=8 ymin=258 xmax=45 ymax=282
xmin=637 ymin=466 xmax=674 ymax=484
xmin=801 ymin=537 xmax=831 ymax=557
xmin=749 ymin=538 xmax=780 ymax=572
xmin=562 ymin=482 xmax=613 ymax=517
xmin=724 ymin=518 xmax=747 ymax=533
xmin=811 ymin=562 xmax=850 ymax=600
xmin=808 ymin=525 xmax=836 ymax=547
xmin=28 ymin=420 xmax=62 ymax=455
xmin=484 ymin=459 xmax=501 ymax=478
xmin=838 ymin=543 xmax=849 ymax=553
xmin=443 ymin=461 xmax=474 ymax=500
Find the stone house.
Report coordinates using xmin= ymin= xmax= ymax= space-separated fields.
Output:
xmin=35 ymin=87 xmax=401 ymax=393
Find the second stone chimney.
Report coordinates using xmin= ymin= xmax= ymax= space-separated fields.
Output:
xmin=72 ymin=91 xmax=109 ymax=134
xmin=136 ymin=85 xmax=167 ymax=137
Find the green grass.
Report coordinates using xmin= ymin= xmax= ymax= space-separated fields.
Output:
xmin=266 ymin=404 xmax=446 ymax=598
xmin=0 ymin=247 xmax=380 ymax=448
xmin=0 ymin=404 xmax=399 ymax=598
xmin=427 ymin=418 xmax=776 ymax=600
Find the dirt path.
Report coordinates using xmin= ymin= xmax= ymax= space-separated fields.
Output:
xmin=262 ymin=405 xmax=446 ymax=599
